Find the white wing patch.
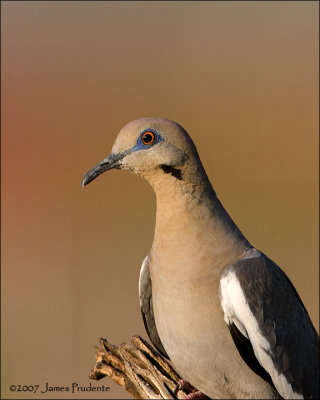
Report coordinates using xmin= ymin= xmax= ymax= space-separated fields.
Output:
xmin=219 ymin=268 xmax=303 ymax=399
xmin=138 ymin=255 xmax=149 ymax=306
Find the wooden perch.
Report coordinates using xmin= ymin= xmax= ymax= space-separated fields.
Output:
xmin=89 ymin=335 xmax=193 ymax=399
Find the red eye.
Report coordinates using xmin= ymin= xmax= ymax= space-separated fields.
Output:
xmin=141 ymin=131 xmax=155 ymax=145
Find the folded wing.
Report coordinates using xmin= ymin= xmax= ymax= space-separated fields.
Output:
xmin=219 ymin=250 xmax=319 ymax=399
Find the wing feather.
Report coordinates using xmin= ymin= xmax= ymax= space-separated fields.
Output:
xmin=219 ymin=250 xmax=319 ymax=399
xmin=139 ymin=255 xmax=169 ymax=359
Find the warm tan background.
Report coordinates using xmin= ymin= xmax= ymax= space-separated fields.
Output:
xmin=2 ymin=1 xmax=318 ymax=399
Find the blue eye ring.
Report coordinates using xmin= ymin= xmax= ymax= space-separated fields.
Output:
xmin=141 ymin=130 xmax=156 ymax=145
xmin=134 ymin=129 xmax=163 ymax=151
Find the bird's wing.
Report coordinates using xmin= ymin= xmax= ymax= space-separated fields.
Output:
xmin=219 ymin=249 xmax=319 ymax=400
xmin=139 ymin=255 xmax=169 ymax=359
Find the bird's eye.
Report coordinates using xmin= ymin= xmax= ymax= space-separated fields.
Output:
xmin=141 ymin=131 xmax=156 ymax=145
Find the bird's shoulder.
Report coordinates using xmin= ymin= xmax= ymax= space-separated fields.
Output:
xmin=219 ymin=248 xmax=312 ymax=328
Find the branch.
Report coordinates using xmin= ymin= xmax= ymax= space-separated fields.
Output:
xmin=89 ymin=335 xmax=190 ymax=399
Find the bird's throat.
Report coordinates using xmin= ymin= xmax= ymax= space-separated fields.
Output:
xmin=150 ymin=178 xmax=250 ymax=281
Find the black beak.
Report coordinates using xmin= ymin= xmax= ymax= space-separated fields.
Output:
xmin=82 ymin=152 xmax=125 ymax=187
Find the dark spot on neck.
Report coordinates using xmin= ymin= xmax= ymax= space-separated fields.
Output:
xmin=160 ymin=165 xmax=183 ymax=180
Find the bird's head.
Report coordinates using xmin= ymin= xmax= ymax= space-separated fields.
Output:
xmin=82 ymin=117 xmax=210 ymax=190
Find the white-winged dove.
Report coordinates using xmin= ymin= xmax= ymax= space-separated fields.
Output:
xmin=82 ymin=118 xmax=319 ymax=399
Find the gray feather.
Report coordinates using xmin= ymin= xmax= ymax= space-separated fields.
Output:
xmin=221 ymin=251 xmax=319 ymax=399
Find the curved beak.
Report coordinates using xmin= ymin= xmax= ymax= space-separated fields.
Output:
xmin=82 ymin=152 xmax=125 ymax=187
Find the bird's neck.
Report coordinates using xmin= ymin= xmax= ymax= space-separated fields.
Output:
xmin=148 ymin=172 xmax=251 ymax=278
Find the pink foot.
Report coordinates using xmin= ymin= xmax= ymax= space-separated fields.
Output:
xmin=185 ymin=390 xmax=209 ymax=400
xmin=174 ymin=379 xmax=210 ymax=399
xmin=174 ymin=379 xmax=195 ymax=395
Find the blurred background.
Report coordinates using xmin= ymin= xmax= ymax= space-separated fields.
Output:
xmin=2 ymin=1 xmax=318 ymax=399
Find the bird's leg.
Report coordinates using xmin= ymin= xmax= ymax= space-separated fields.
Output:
xmin=174 ymin=379 xmax=211 ymax=400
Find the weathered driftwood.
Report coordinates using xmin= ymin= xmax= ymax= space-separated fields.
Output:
xmin=89 ymin=335 xmax=192 ymax=399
